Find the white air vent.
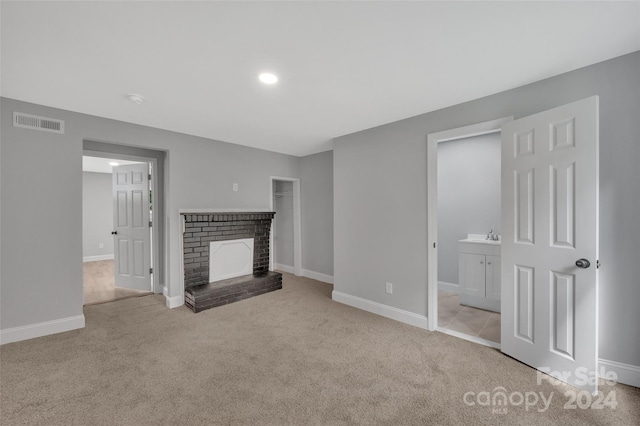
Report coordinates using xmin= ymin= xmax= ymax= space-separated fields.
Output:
xmin=13 ymin=112 xmax=65 ymax=134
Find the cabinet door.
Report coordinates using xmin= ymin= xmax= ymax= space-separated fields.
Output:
xmin=459 ymin=253 xmax=486 ymax=297
xmin=485 ymin=255 xmax=501 ymax=300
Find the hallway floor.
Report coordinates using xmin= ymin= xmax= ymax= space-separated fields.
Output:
xmin=83 ymin=260 xmax=151 ymax=305
xmin=438 ymin=290 xmax=500 ymax=344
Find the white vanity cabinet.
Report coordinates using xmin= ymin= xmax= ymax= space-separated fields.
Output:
xmin=458 ymin=238 xmax=501 ymax=313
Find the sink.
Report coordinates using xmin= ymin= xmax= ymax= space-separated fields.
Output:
xmin=458 ymin=233 xmax=501 ymax=245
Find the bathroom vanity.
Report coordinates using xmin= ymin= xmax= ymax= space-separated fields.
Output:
xmin=458 ymin=234 xmax=501 ymax=313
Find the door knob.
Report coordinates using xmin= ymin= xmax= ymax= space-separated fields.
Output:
xmin=575 ymin=259 xmax=591 ymax=269
xmin=111 ymin=231 xmax=118 ymax=235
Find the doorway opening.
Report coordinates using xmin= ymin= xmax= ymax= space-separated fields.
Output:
xmin=82 ymin=155 xmax=155 ymax=305
xmin=426 ymin=117 xmax=512 ymax=349
xmin=82 ymin=140 xmax=166 ymax=308
xmin=436 ymin=132 xmax=502 ymax=345
xmin=269 ymin=177 xmax=302 ymax=276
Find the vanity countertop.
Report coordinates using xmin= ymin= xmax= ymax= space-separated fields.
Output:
xmin=458 ymin=233 xmax=501 ymax=245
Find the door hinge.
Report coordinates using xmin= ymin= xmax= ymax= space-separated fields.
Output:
xmin=148 ymin=174 xmax=151 ymax=180
xmin=149 ymin=221 xmax=152 ymax=227
xmin=433 ymin=242 xmax=436 ymax=248
xmin=596 ymin=260 xmax=600 ymax=269
xmin=149 ymin=268 xmax=153 ymax=274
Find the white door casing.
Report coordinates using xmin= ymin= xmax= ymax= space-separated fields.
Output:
xmin=113 ymin=163 xmax=152 ymax=292
xmin=501 ymin=96 xmax=599 ymax=393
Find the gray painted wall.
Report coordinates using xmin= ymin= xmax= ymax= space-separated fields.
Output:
xmin=334 ymin=52 xmax=640 ymax=366
xmin=274 ymin=180 xmax=294 ymax=267
xmin=1 ymin=97 xmax=300 ymax=331
xmin=300 ymin=150 xmax=334 ymax=276
xmin=82 ymin=172 xmax=114 ymax=259
xmin=437 ymin=133 xmax=501 ymax=285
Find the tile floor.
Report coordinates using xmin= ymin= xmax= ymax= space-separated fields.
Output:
xmin=83 ymin=260 xmax=151 ymax=305
xmin=438 ymin=290 xmax=500 ymax=343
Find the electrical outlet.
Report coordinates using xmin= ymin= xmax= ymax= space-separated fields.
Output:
xmin=98 ymin=243 xmax=104 ymax=249
xmin=386 ymin=282 xmax=393 ymax=294
xmin=233 ymin=183 xmax=238 ymax=192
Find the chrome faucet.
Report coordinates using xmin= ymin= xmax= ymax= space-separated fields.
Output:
xmin=487 ymin=229 xmax=499 ymax=241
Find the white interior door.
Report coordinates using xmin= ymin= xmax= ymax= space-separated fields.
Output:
xmin=113 ymin=163 xmax=151 ymax=291
xmin=501 ymin=96 xmax=599 ymax=393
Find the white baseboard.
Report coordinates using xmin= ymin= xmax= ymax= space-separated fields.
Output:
xmin=272 ymin=265 xmax=334 ymax=284
xmin=0 ymin=315 xmax=85 ymax=345
xmin=598 ymin=358 xmax=640 ymax=388
xmin=164 ymin=286 xmax=183 ymax=309
xmin=274 ymin=263 xmax=295 ymax=274
xmin=302 ymin=269 xmax=334 ymax=284
xmin=83 ymin=254 xmax=114 ymax=263
xmin=438 ymin=281 xmax=460 ymax=293
xmin=332 ymin=291 xmax=429 ymax=330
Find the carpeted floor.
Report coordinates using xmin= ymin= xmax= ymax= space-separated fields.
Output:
xmin=1 ymin=273 xmax=638 ymax=425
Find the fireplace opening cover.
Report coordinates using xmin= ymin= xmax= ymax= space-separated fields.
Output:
xmin=209 ymin=238 xmax=254 ymax=282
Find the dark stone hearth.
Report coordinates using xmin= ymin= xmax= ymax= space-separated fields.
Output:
xmin=184 ymin=271 xmax=282 ymax=313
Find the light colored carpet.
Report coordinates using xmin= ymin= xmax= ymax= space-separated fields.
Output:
xmin=1 ymin=273 xmax=638 ymax=425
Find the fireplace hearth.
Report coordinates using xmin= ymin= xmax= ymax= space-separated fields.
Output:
xmin=181 ymin=212 xmax=282 ymax=313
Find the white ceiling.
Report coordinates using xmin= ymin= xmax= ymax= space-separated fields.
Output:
xmin=2 ymin=2 xmax=639 ymax=157
xmin=83 ymin=156 xmax=143 ymax=174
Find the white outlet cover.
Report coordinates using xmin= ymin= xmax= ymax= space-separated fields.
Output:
xmin=386 ymin=282 xmax=393 ymax=294
xmin=233 ymin=183 xmax=238 ymax=192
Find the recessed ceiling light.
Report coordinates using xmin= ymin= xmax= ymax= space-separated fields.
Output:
xmin=109 ymin=162 xmax=119 ymax=166
xmin=259 ymin=73 xmax=278 ymax=85
xmin=126 ymin=93 xmax=144 ymax=104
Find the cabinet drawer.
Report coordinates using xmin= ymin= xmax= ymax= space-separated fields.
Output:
xmin=458 ymin=241 xmax=501 ymax=256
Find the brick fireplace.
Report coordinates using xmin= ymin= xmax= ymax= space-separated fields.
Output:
xmin=181 ymin=212 xmax=282 ymax=312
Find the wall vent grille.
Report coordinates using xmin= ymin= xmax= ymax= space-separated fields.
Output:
xmin=13 ymin=112 xmax=65 ymax=134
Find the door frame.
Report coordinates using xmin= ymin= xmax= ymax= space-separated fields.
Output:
xmin=269 ymin=176 xmax=302 ymax=276
xmin=426 ymin=117 xmax=513 ymax=336
xmin=83 ymin=149 xmax=161 ymax=294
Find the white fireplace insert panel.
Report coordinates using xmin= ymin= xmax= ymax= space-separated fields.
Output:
xmin=209 ymin=238 xmax=254 ymax=282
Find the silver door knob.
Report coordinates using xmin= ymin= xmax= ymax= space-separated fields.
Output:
xmin=575 ymin=259 xmax=591 ymax=269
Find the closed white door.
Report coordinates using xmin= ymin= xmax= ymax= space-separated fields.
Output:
xmin=112 ymin=163 xmax=151 ymax=291
xmin=501 ymin=97 xmax=599 ymax=393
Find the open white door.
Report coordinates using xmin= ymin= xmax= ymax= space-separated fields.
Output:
xmin=112 ymin=163 xmax=152 ymax=292
xmin=501 ymin=97 xmax=599 ymax=393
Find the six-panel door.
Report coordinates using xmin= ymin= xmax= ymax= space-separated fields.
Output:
xmin=501 ymin=97 xmax=599 ymax=393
